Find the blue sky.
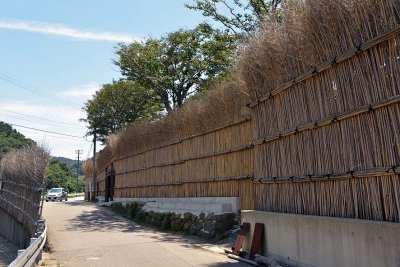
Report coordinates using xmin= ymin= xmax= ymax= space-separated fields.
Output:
xmin=0 ymin=1 xmax=210 ymax=159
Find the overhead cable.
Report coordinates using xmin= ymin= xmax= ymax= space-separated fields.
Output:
xmin=9 ymin=123 xmax=85 ymax=139
xmin=0 ymin=73 xmax=82 ymax=109
xmin=0 ymin=108 xmax=85 ymax=127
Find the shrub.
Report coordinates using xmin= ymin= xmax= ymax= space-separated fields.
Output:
xmin=109 ymin=202 xmax=126 ymax=215
xmin=126 ymin=202 xmax=141 ymax=219
xmin=134 ymin=210 xmax=147 ymax=223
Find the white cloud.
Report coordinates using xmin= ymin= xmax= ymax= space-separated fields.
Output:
xmin=0 ymin=101 xmax=99 ymax=159
xmin=0 ymin=20 xmax=141 ymax=43
xmin=59 ymin=83 xmax=101 ymax=99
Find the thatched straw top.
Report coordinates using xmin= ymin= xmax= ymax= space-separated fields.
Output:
xmin=96 ymin=79 xmax=250 ymax=173
xmin=1 ymin=145 xmax=50 ymax=187
xmin=239 ymin=0 xmax=400 ymax=100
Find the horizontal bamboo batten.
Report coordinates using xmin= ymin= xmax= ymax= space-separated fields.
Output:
xmin=113 ymin=144 xmax=253 ymax=175
xmin=2 ymin=179 xmax=43 ymax=191
xmin=113 ymin=179 xmax=255 ymax=210
xmin=0 ymin=188 xmax=41 ymax=207
xmin=114 ymin=175 xmax=252 ymax=188
xmin=252 ymin=94 xmax=400 ymax=146
xmin=253 ymin=166 xmax=400 ymax=183
xmin=114 ymin=150 xmax=252 ymax=188
xmin=114 ymin=117 xmax=251 ymax=162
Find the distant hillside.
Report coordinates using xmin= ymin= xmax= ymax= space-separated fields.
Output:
xmin=0 ymin=122 xmax=35 ymax=159
xmin=53 ymin=156 xmax=84 ymax=176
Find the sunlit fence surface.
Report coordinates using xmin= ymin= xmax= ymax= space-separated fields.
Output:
xmin=87 ymin=0 xmax=400 ymax=223
xmin=0 ymin=145 xmax=49 ymax=248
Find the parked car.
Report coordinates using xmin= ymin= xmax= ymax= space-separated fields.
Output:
xmin=46 ymin=188 xmax=68 ymax=202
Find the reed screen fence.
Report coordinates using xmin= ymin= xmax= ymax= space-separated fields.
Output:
xmin=93 ymin=26 xmax=400 ymax=223
xmin=96 ymin=118 xmax=255 ymax=210
xmin=251 ymin=27 xmax=400 ymax=222
xmin=0 ymin=177 xmax=44 ymax=247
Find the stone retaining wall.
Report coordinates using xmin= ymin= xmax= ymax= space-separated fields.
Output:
xmin=109 ymin=202 xmax=237 ymax=239
xmin=110 ymin=197 xmax=240 ymax=216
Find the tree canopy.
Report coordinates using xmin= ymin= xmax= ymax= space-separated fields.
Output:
xmin=46 ymin=158 xmax=85 ymax=192
xmin=83 ymin=5 xmax=267 ymax=141
xmin=0 ymin=122 xmax=35 ymax=159
xmin=115 ymin=23 xmax=237 ymax=112
xmin=53 ymin=156 xmax=84 ymax=176
xmin=186 ymin=0 xmax=282 ymax=36
xmin=82 ymin=80 xmax=162 ymax=142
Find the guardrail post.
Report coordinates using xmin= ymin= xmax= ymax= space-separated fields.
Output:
xmin=8 ymin=221 xmax=47 ymax=267
xmin=30 ymin=238 xmax=37 ymax=245
xmin=37 ymin=249 xmax=43 ymax=262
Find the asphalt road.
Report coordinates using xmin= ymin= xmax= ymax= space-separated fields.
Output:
xmin=42 ymin=197 xmax=248 ymax=267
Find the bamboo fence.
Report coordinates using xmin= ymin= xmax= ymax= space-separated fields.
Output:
xmin=90 ymin=0 xmax=400 ymax=223
xmin=0 ymin=180 xmax=42 ymax=232
xmin=250 ymin=27 xmax=400 ymax=222
xmin=0 ymin=145 xmax=49 ymax=246
xmin=95 ymin=119 xmax=255 ymax=210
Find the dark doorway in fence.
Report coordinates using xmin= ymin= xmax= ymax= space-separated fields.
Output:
xmin=105 ymin=166 xmax=115 ymax=202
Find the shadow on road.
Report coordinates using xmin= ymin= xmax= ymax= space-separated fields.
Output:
xmin=206 ymin=263 xmax=248 ymax=267
xmin=62 ymin=200 xmax=235 ymax=249
xmin=63 ymin=201 xmax=142 ymax=233
xmin=52 ymin=200 xmax=247 ymax=266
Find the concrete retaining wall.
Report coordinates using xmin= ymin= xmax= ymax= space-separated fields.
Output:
xmin=110 ymin=197 xmax=240 ymax=215
xmin=241 ymin=210 xmax=400 ymax=267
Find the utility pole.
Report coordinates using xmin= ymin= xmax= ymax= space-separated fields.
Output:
xmin=91 ymin=133 xmax=97 ymax=201
xmin=75 ymin=149 xmax=83 ymax=194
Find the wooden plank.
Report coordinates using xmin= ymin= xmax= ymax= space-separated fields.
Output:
xmin=249 ymin=223 xmax=264 ymax=260
xmin=232 ymin=222 xmax=250 ymax=256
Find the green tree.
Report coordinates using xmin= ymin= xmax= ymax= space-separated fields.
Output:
xmin=82 ymin=80 xmax=162 ymax=142
xmin=46 ymin=159 xmax=85 ymax=193
xmin=46 ymin=159 xmax=73 ymax=190
xmin=65 ymin=176 xmax=85 ymax=193
xmin=115 ymin=23 xmax=237 ymax=112
xmin=53 ymin=156 xmax=84 ymax=176
xmin=0 ymin=122 xmax=35 ymax=159
xmin=186 ymin=0 xmax=282 ymax=36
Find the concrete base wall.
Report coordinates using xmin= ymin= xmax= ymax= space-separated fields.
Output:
xmin=241 ymin=210 xmax=400 ymax=267
xmin=109 ymin=197 xmax=240 ymax=215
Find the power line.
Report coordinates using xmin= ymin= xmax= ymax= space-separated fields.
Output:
xmin=0 ymin=73 xmax=83 ymax=110
xmin=0 ymin=113 xmax=86 ymax=129
xmin=0 ymin=108 xmax=86 ymax=128
xmin=16 ymin=128 xmax=89 ymax=141
xmin=0 ymin=73 xmax=82 ymax=108
xmin=9 ymin=123 xmax=86 ymax=139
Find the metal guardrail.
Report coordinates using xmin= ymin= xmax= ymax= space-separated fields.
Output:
xmin=8 ymin=220 xmax=47 ymax=267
